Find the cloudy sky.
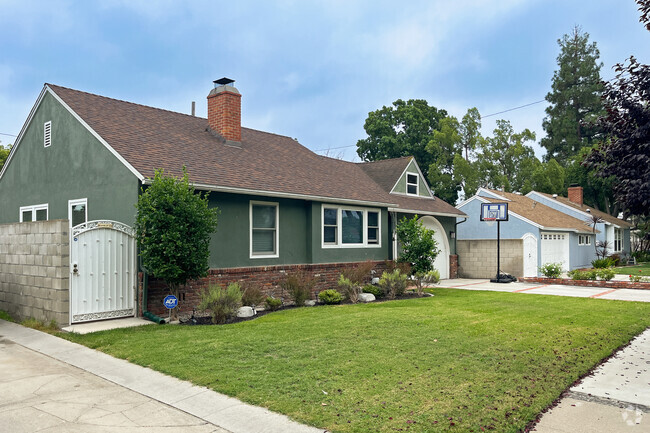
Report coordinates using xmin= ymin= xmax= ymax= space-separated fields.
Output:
xmin=1 ymin=0 xmax=649 ymax=161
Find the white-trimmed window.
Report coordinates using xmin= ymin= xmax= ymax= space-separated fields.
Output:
xmin=44 ymin=121 xmax=52 ymax=147
xmin=250 ymin=201 xmax=279 ymax=258
xmin=19 ymin=204 xmax=48 ymax=222
xmin=614 ymin=228 xmax=623 ymax=252
xmin=578 ymin=234 xmax=592 ymax=246
xmin=68 ymin=198 xmax=88 ymax=228
xmin=322 ymin=205 xmax=381 ymax=248
xmin=406 ymin=173 xmax=418 ymax=195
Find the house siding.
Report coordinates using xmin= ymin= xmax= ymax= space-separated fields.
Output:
xmin=392 ymin=160 xmax=431 ymax=197
xmin=0 ymin=92 xmax=139 ymax=226
xmin=569 ymin=232 xmax=595 ymax=269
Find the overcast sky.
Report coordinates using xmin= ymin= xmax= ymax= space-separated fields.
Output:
xmin=1 ymin=0 xmax=649 ymax=161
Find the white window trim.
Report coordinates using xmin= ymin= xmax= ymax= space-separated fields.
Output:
xmin=578 ymin=234 xmax=592 ymax=246
xmin=44 ymin=121 xmax=52 ymax=148
xmin=249 ymin=200 xmax=279 ymax=259
xmin=614 ymin=228 xmax=623 ymax=252
xmin=68 ymin=198 xmax=88 ymax=228
xmin=406 ymin=172 xmax=419 ymax=196
xmin=19 ymin=203 xmax=49 ymax=222
xmin=321 ymin=204 xmax=382 ymax=249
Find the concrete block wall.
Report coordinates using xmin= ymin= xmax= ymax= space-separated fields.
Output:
xmin=457 ymin=239 xmax=523 ymax=278
xmin=0 ymin=220 xmax=69 ymax=325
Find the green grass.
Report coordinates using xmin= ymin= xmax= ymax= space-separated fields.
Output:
xmin=0 ymin=310 xmax=14 ymax=322
xmin=613 ymin=262 xmax=650 ymax=276
xmin=63 ymin=289 xmax=650 ymax=433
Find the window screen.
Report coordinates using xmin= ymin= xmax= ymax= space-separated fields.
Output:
xmin=342 ymin=210 xmax=363 ymax=244
xmin=252 ymin=204 xmax=277 ymax=254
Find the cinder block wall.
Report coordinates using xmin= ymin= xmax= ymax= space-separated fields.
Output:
xmin=0 ymin=220 xmax=69 ymax=325
xmin=457 ymin=239 xmax=523 ymax=279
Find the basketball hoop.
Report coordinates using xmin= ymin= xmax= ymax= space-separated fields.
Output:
xmin=484 ymin=217 xmax=496 ymax=227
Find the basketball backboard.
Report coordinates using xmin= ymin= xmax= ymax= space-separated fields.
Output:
xmin=480 ymin=202 xmax=509 ymax=221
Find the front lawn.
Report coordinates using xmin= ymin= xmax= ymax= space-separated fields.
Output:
xmin=64 ymin=289 xmax=650 ymax=433
xmin=613 ymin=261 xmax=650 ymax=276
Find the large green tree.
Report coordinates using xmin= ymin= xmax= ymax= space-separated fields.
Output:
xmin=356 ymin=99 xmax=448 ymax=180
xmin=135 ymin=168 xmax=219 ymax=320
xmin=426 ymin=116 xmax=462 ymax=204
xmin=477 ymin=120 xmax=537 ymax=193
xmin=541 ymin=26 xmax=605 ymax=165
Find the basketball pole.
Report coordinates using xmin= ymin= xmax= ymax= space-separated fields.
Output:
xmin=496 ymin=220 xmax=501 ymax=281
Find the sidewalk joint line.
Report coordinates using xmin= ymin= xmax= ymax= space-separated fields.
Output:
xmin=567 ymin=391 xmax=650 ymax=413
xmin=590 ymin=289 xmax=618 ymax=298
xmin=513 ymin=284 xmax=549 ymax=293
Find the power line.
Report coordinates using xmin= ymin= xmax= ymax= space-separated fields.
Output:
xmin=480 ymin=99 xmax=546 ymax=119
xmin=0 ymin=132 xmax=17 ymax=137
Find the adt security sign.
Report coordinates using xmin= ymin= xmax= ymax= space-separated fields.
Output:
xmin=163 ymin=295 xmax=178 ymax=309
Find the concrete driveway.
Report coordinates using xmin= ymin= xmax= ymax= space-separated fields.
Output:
xmin=439 ymin=278 xmax=650 ymax=302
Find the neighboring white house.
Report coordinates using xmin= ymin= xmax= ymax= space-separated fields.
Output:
xmin=526 ymin=186 xmax=633 ymax=259
xmin=456 ymin=188 xmax=600 ymax=278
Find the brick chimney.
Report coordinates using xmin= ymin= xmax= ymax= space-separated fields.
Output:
xmin=567 ymin=185 xmax=583 ymax=206
xmin=207 ymin=78 xmax=241 ymax=144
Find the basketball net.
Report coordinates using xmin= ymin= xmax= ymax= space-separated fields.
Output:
xmin=484 ymin=218 xmax=496 ymax=227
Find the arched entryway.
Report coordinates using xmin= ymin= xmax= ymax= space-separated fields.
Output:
xmin=418 ymin=216 xmax=450 ymax=279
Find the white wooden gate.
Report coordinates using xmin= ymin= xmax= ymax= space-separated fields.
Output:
xmin=522 ymin=233 xmax=538 ymax=277
xmin=70 ymin=220 xmax=136 ymax=323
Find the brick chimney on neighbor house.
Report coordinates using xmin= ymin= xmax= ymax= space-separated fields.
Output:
xmin=567 ymin=185 xmax=584 ymax=206
xmin=207 ymin=77 xmax=241 ymax=143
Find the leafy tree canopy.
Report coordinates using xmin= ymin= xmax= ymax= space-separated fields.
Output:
xmin=356 ymin=99 xmax=448 ymax=180
xmin=135 ymin=168 xmax=219 ymax=317
xmin=0 ymin=143 xmax=11 ymax=171
xmin=541 ymin=26 xmax=605 ymax=165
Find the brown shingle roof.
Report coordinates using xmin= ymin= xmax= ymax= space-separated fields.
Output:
xmin=533 ymin=191 xmax=632 ymax=228
xmin=357 ymin=157 xmax=412 ymax=193
xmin=47 ymin=84 xmax=465 ymax=217
xmin=481 ymin=189 xmax=596 ymax=234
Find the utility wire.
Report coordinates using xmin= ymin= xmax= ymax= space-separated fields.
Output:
xmin=313 ymin=98 xmax=547 ymax=152
xmin=0 ymin=132 xmax=17 ymax=137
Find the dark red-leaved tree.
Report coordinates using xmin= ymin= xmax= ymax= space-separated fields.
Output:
xmin=586 ymin=0 xmax=650 ymax=217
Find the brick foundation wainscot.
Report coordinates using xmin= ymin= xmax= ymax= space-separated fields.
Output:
xmin=449 ymin=254 xmax=458 ymax=279
xmin=519 ymin=277 xmax=650 ymax=290
xmin=142 ymin=261 xmax=388 ymax=317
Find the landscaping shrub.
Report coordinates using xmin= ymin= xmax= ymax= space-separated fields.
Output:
xmin=608 ymin=254 xmax=621 ymax=266
xmin=264 ymin=296 xmax=283 ymax=311
xmin=280 ymin=271 xmax=314 ymax=306
xmin=539 ymin=262 xmax=563 ymax=278
xmin=378 ymin=269 xmax=409 ymax=299
xmin=413 ymin=270 xmax=440 ymax=296
xmin=338 ymin=275 xmax=361 ymax=303
xmin=198 ymin=283 xmax=243 ymax=324
xmin=591 ymin=257 xmax=614 ymax=268
xmin=567 ymin=269 xmax=596 ymax=280
xmin=342 ymin=261 xmax=375 ymax=287
xmin=632 ymin=251 xmax=650 ymax=262
xmin=241 ymin=283 xmax=266 ymax=307
xmin=362 ymin=284 xmax=383 ymax=298
xmin=596 ymin=268 xmax=615 ymax=281
xmin=318 ymin=289 xmax=344 ymax=304
xmin=630 ymin=274 xmax=650 ymax=283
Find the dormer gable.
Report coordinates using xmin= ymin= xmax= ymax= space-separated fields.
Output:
xmin=390 ymin=158 xmax=433 ymax=198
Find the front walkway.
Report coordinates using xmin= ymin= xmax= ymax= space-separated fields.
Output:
xmin=439 ymin=278 xmax=650 ymax=302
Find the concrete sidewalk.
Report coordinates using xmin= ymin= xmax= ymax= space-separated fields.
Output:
xmin=0 ymin=319 xmax=325 ymax=433
xmin=439 ymin=278 xmax=650 ymax=302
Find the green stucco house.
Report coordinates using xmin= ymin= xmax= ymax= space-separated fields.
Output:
xmin=0 ymin=80 xmax=466 ymax=320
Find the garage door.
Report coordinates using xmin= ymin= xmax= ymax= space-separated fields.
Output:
xmin=540 ymin=232 xmax=569 ymax=272
xmin=419 ymin=216 xmax=449 ymax=279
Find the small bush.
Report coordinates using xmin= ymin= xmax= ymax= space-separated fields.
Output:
xmin=281 ymin=271 xmax=314 ymax=306
xmin=413 ymin=270 xmax=440 ymax=296
xmin=629 ymin=274 xmax=650 ymax=283
xmin=338 ymin=274 xmax=362 ymax=303
xmin=591 ymin=258 xmax=614 ymax=268
xmin=596 ymin=268 xmax=615 ymax=281
xmin=241 ymin=283 xmax=266 ymax=307
xmin=318 ymin=289 xmax=344 ymax=304
xmin=198 ymin=283 xmax=243 ymax=324
xmin=342 ymin=261 xmax=375 ymax=286
xmin=632 ymin=251 xmax=650 ymax=262
xmin=362 ymin=284 xmax=383 ymax=298
xmin=567 ymin=269 xmax=596 ymax=280
xmin=539 ymin=262 xmax=563 ymax=278
xmin=378 ymin=269 xmax=409 ymax=299
xmin=608 ymin=254 xmax=621 ymax=266
xmin=264 ymin=296 xmax=283 ymax=311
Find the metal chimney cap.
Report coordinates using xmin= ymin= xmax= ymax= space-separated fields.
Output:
xmin=214 ymin=77 xmax=235 ymax=86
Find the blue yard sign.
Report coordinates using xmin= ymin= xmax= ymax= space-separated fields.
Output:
xmin=163 ymin=295 xmax=178 ymax=309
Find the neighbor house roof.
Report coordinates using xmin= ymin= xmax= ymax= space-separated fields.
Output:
xmin=531 ymin=191 xmax=633 ymax=229
xmin=44 ymin=84 xmax=465 ymax=216
xmin=481 ymin=189 xmax=596 ymax=234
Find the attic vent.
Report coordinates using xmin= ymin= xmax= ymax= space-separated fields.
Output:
xmin=44 ymin=121 xmax=52 ymax=147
